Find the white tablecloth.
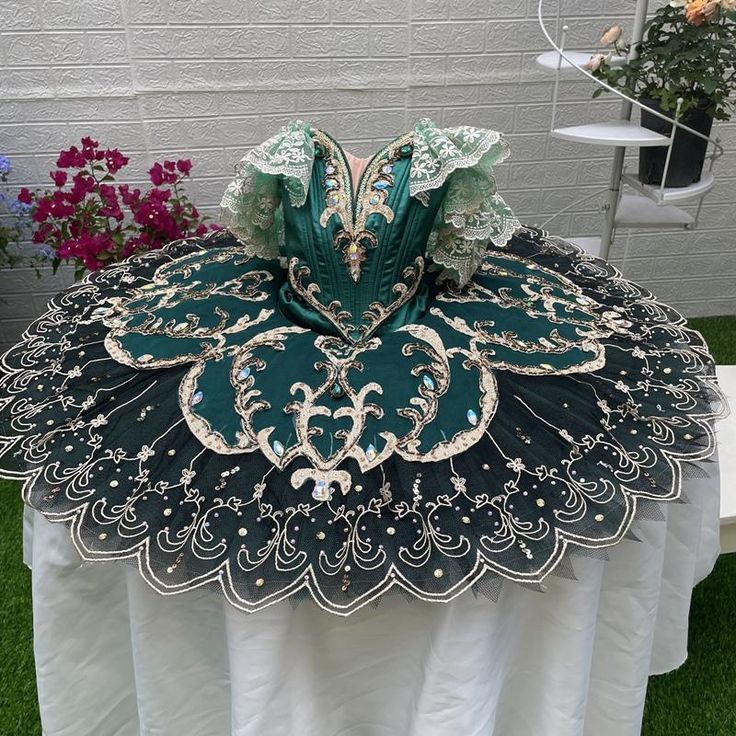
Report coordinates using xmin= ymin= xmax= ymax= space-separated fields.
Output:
xmin=24 ymin=452 xmax=721 ymax=736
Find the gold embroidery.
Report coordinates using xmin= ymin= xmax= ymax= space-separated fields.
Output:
xmin=287 ymin=259 xmax=355 ymax=343
xmin=287 ymin=256 xmax=425 ymax=343
xmin=103 ymin=248 xmax=277 ymax=370
xmin=313 ymin=130 xmax=414 ymax=282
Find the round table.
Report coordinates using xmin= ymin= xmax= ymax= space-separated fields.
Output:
xmin=24 ymin=455 xmax=720 ymax=736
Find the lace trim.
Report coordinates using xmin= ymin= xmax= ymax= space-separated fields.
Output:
xmin=409 ymin=119 xmax=511 ymax=196
xmin=407 ymin=118 xmax=521 ymax=287
xmin=238 ymin=119 xmax=314 ymax=206
xmin=219 ymin=120 xmax=314 ymax=260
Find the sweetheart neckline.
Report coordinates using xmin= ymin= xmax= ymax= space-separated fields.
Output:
xmin=308 ymin=124 xmax=411 ymax=203
xmin=308 ymin=123 xmax=416 ymax=216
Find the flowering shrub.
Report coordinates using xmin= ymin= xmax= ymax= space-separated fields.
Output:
xmin=19 ymin=137 xmax=218 ymax=278
xmin=0 ymin=155 xmax=34 ymax=269
xmin=592 ymin=1 xmax=736 ymax=120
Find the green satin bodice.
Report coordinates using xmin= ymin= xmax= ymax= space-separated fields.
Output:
xmin=219 ymin=119 xmax=522 ymax=344
xmin=279 ymin=130 xmax=447 ymax=339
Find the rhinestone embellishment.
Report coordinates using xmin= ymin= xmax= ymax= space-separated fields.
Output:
xmin=312 ymin=480 xmax=332 ymax=502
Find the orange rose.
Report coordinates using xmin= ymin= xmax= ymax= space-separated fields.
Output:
xmin=686 ymin=0 xmax=720 ymax=24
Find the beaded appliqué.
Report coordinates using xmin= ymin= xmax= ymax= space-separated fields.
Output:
xmin=314 ymin=129 xmax=414 ymax=282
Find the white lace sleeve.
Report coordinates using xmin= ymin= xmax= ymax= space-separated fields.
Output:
xmin=219 ymin=120 xmax=314 ymax=260
xmin=411 ymin=119 xmax=521 ymax=286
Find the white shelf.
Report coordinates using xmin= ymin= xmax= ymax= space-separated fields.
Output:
xmin=621 ymin=172 xmax=715 ymax=205
xmin=551 ymin=122 xmax=669 ymax=147
xmin=568 ymin=236 xmax=602 ymax=257
xmin=536 ymin=50 xmax=626 ymax=70
xmin=615 ymin=194 xmax=694 ymax=228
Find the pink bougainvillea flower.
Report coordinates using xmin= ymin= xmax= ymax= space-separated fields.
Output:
xmin=32 ymin=222 xmax=55 ymax=244
xmin=47 ymin=191 xmax=75 ymax=219
xmin=147 ymin=187 xmax=171 ymax=204
xmin=51 ymin=170 xmax=68 ymax=187
xmin=57 ymin=146 xmax=87 ymax=169
xmin=149 ymin=162 xmax=177 ymax=186
xmin=67 ymin=173 xmax=96 ymax=205
xmin=98 ymin=183 xmax=124 ymax=221
xmin=25 ymin=138 xmax=213 ymax=274
xmin=104 ymin=149 xmax=129 ymax=174
xmin=56 ymin=239 xmax=73 ymax=259
xmin=59 ymin=231 xmax=117 ymax=271
xmin=149 ymin=163 xmax=166 ymax=186
xmin=80 ymin=137 xmax=99 ymax=160
xmin=32 ymin=198 xmax=51 ymax=223
xmin=118 ymin=183 xmax=141 ymax=207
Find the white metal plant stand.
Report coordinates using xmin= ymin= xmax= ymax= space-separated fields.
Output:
xmin=536 ymin=0 xmax=724 ymax=261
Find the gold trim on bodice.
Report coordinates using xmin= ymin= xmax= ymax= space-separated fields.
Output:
xmin=313 ymin=129 xmax=414 ymax=282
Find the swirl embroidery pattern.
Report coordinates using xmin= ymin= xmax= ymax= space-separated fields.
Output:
xmin=0 ymin=229 xmax=724 ymax=615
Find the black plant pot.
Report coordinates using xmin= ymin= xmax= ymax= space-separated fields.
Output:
xmin=638 ymin=97 xmax=714 ymax=188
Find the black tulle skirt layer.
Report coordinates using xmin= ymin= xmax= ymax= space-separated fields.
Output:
xmin=0 ymin=228 xmax=725 ymax=615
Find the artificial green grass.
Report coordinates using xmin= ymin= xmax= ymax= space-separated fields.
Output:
xmin=640 ymin=314 xmax=736 ymax=735
xmin=0 ymin=315 xmax=734 ymax=735
xmin=689 ymin=315 xmax=736 ymax=364
xmin=0 ymin=481 xmax=40 ymax=736
xmin=642 ymin=554 xmax=736 ymax=736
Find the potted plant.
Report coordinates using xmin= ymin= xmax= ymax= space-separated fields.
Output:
xmin=18 ymin=137 xmax=218 ymax=279
xmin=592 ymin=1 xmax=736 ymax=187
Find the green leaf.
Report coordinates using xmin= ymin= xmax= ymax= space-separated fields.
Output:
xmin=701 ymin=78 xmax=718 ymax=94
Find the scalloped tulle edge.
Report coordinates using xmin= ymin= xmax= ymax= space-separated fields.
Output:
xmin=8 ymin=455 xmax=718 ymax=617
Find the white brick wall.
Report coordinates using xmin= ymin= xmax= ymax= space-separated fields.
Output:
xmin=1 ymin=0 xmax=734 ymax=351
